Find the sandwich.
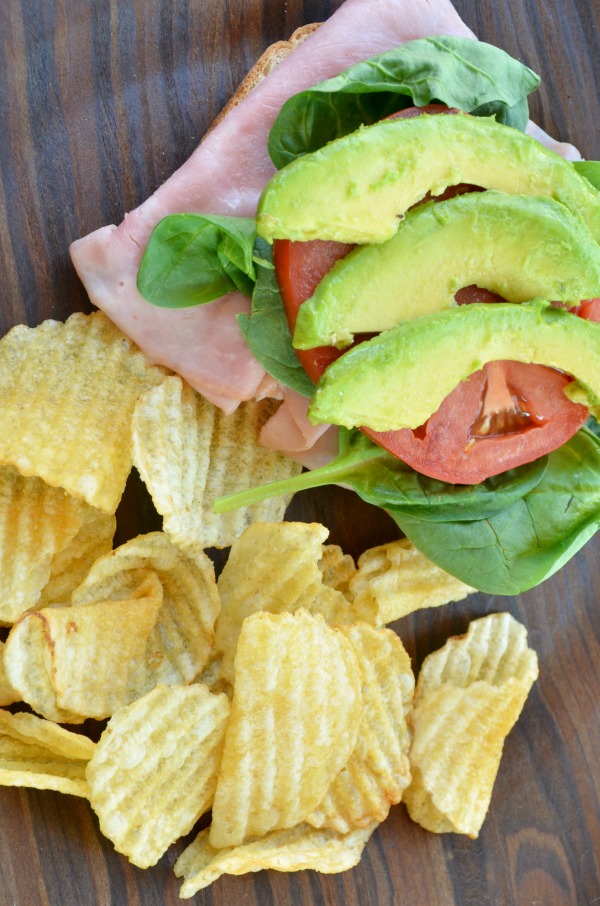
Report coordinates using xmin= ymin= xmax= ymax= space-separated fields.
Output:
xmin=70 ymin=0 xmax=600 ymax=596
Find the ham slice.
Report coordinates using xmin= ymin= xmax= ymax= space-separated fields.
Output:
xmin=526 ymin=121 xmax=582 ymax=162
xmin=260 ymin=388 xmax=340 ymax=469
xmin=70 ymin=0 xmax=474 ymax=415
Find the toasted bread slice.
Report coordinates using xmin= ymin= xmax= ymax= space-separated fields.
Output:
xmin=209 ymin=23 xmax=321 ymax=133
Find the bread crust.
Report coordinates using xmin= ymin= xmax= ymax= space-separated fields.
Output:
xmin=208 ymin=23 xmax=321 ymax=134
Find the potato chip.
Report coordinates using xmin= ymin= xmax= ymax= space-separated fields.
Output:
xmin=349 ymin=538 xmax=475 ymax=623
xmin=175 ymin=822 xmax=377 ymax=897
xmin=0 ymin=709 xmax=95 ymax=760
xmin=0 ymin=465 xmax=91 ymax=624
xmin=215 ymin=522 xmax=378 ymax=682
xmin=0 ymin=709 xmax=94 ymax=797
xmin=403 ymin=612 xmax=538 ymax=838
xmin=0 ymin=641 xmax=20 ymax=706
xmin=132 ymin=375 xmax=302 ymax=549
xmin=210 ymin=610 xmax=362 ymax=849
xmin=307 ymin=624 xmax=414 ymax=833
xmin=3 ymin=612 xmax=81 ymax=724
xmin=319 ymin=544 xmax=357 ymax=594
xmin=71 ymin=532 xmax=219 ymax=693
xmin=37 ymin=510 xmax=116 ymax=607
xmin=404 ymin=680 xmax=534 ymax=837
xmin=416 ymin=611 xmax=539 ymax=697
xmin=87 ymin=683 xmax=230 ymax=868
xmin=0 ymin=312 xmax=164 ymax=513
xmin=4 ymin=571 xmax=164 ymax=721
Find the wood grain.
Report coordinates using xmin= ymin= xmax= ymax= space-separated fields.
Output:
xmin=1 ymin=1 xmax=600 ymax=903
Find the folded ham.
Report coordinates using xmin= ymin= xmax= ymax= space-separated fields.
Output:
xmin=70 ymin=0 xmax=474 ymax=456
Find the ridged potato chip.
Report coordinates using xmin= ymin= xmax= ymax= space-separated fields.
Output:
xmin=215 ymin=522 xmax=378 ymax=682
xmin=3 ymin=612 xmax=81 ymax=724
xmin=0 ymin=709 xmax=95 ymax=760
xmin=405 ymin=680 xmax=534 ymax=837
xmin=0 ymin=312 xmax=164 ymax=513
xmin=132 ymin=375 xmax=301 ymax=549
xmin=307 ymin=624 xmax=414 ymax=833
xmin=71 ymin=532 xmax=220 ymax=692
xmin=349 ymin=538 xmax=475 ymax=623
xmin=0 ymin=641 xmax=20 ymax=706
xmin=0 ymin=466 xmax=91 ymax=624
xmin=210 ymin=610 xmax=362 ymax=849
xmin=4 ymin=571 xmax=164 ymax=721
xmin=0 ymin=709 xmax=94 ymax=797
xmin=38 ymin=510 xmax=116 ymax=607
xmin=87 ymin=683 xmax=230 ymax=868
xmin=175 ymin=822 xmax=377 ymax=897
xmin=404 ymin=613 xmax=538 ymax=838
xmin=415 ymin=611 xmax=539 ymax=695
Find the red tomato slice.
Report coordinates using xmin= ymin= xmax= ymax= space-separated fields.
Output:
xmin=273 ymin=238 xmax=354 ymax=383
xmin=273 ymin=105 xmax=592 ymax=485
xmin=572 ymin=298 xmax=600 ymax=320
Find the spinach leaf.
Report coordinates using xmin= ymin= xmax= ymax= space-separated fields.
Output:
xmin=137 ymin=213 xmax=257 ymax=308
xmin=574 ymin=160 xmax=600 ymax=192
xmin=214 ymin=427 xmax=546 ymax=518
xmin=392 ymin=428 xmax=600 ymax=595
xmin=269 ymin=36 xmax=540 ymax=168
xmin=237 ymin=239 xmax=315 ymax=398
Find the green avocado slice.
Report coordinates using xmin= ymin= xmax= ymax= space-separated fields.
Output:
xmin=293 ymin=191 xmax=600 ymax=349
xmin=257 ymin=114 xmax=600 ymax=245
xmin=307 ymin=300 xmax=600 ymax=431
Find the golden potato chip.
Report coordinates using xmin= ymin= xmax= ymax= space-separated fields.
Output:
xmin=349 ymin=538 xmax=475 ymax=623
xmin=87 ymin=683 xmax=230 ymax=868
xmin=319 ymin=544 xmax=357 ymax=594
xmin=4 ymin=571 xmax=163 ymax=721
xmin=71 ymin=532 xmax=220 ymax=691
xmin=175 ymin=822 xmax=377 ymax=897
xmin=3 ymin=612 xmax=81 ymax=724
xmin=0 ymin=709 xmax=95 ymax=760
xmin=0 ymin=312 xmax=164 ymax=513
xmin=307 ymin=624 xmax=414 ymax=833
xmin=38 ymin=510 xmax=116 ymax=607
xmin=0 ymin=709 xmax=94 ymax=797
xmin=0 ymin=466 xmax=91 ymax=624
xmin=0 ymin=641 xmax=20 ymax=706
xmin=403 ymin=612 xmax=539 ymax=838
xmin=215 ymin=522 xmax=378 ymax=682
xmin=404 ymin=679 xmax=535 ymax=837
xmin=416 ymin=611 xmax=539 ymax=696
xmin=132 ymin=375 xmax=301 ymax=549
xmin=210 ymin=610 xmax=362 ymax=849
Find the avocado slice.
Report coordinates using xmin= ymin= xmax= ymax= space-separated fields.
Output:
xmin=293 ymin=192 xmax=600 ymax=349
xmin=257 ymin=114 xmax=600 ymax=245
xmin=308 ymin=300 xmax=600 ymax=431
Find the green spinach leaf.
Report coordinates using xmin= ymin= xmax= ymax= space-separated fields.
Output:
xmin=392 ymin=428 xmax=600 ymax=595
xmin=137 ymin=213 xmax=257 ymax=308
xmin=237 ymin=239 xmax=315 ymax=398
xmin=574 ymin=160 xmax=600 ymax=192
xmin=268 ymin=36 xmax=540 ymax=168
xmin=214 ymin=427 xmax=546 ymax=518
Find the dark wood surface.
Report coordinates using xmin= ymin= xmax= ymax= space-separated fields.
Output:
xmin=1 ymin=1 xmax=600 ymax=903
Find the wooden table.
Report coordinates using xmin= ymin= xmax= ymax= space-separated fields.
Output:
xmin=0 ymin=1 xmax=599 ymax=903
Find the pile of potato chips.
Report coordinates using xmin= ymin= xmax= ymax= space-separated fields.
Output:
xmin=0 ymin=312 xmax=540 ymax=897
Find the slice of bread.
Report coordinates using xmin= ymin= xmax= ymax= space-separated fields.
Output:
xmin=208 ymin=23 xmax=321 ymax=133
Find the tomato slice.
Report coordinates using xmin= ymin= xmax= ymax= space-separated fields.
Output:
xmin=273 ymin=105 xmax=593 ymax=485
